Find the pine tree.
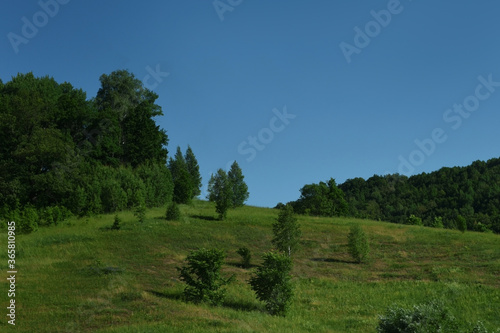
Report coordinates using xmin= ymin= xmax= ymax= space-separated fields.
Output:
xmin=168 ymin=146 xmax=192 ymax=204
xmin=228 ymin=161 xmax=249 ymax=207
xmin=185 ymin=145 xmax=202 ymax=198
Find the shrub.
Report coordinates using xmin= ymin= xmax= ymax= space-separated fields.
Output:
xmin=377 ymin=300 xmax=459 ymax=333
xmin=166 ymin=202 xmax=181 ymax=221
xmin=408 ymin=214 xmax=423 ymax=226
xmin=177 ymin=248 xmax=234 ymax=306
xmin=236 ymin=247 xmax=251 ymax=268
xmin=249 ymin=252 xmax=293 ymax=316
xmin=347 ymin=224 xmax=370 ymax=263
xmin=111 ymin=215 xmax=121 ymax=230
xmin=432 ymin=216 xmax=444 ymax=228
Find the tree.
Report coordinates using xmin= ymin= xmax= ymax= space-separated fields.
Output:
xmin=185 ymin=145 xmax=202 ymax=198
xmin=457 ymin=215 xmax=467 ymax=233
xmin=166 ymin=201 xmax=181 ymax=221
xmin=249 ymin=252 xmax=293 ymax=316
xmin=272 ymin=204 xmax=301 ymax=257
xmin=228 ymin=161 xmax=249 ymax=207
xmin=177 ymin=248 xmax=234 ymax=306
xmin=207 ymin=169 xmax=233 ymax=220
xmin=169 ymin=147 xmax=192 ymax=204
xmin=236 ymin=247 xmax=251 ymax=268
xmin=347 ymin=224 xmax=370 ymax=263
xmin=95 ymin=69 xmax=168 ymax=167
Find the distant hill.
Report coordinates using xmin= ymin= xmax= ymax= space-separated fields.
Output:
xmin=290 ymin=157 xmax=500 ymax=233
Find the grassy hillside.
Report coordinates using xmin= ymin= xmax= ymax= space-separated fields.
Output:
xmin=1 ymin=201 xmax=499 ymax=332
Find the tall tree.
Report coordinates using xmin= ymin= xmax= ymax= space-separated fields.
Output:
xmin=272 ymin=204 xmax=301 ymax=257
xmin=94 ymin=70 xmax=168 ymax=167
xmin=228 ymin=161 xmax=249 ymax=207
xmin=169 ymin=146 xmax=192 ymax=204
xmin=207 ymin=169 xmax=233 ymax=220
xmin=185 ymin=145 xmax=202 ymax=198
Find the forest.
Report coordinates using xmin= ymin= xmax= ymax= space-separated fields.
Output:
xmin=288 ymin=159 xmax=500 ymax=234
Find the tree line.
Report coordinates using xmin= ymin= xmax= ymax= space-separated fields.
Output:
xmin=286 ymin=158 xmax=500 ymax=234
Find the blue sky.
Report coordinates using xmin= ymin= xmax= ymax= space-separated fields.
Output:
xmin=2 ymin=0 xmax=500 ymax=207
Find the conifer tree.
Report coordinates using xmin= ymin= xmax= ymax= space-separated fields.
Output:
xmin=228 ymin=161 xmax=249 ymax=207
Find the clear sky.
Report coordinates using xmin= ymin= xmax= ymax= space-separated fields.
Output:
xmin=2 ymin=0 xmax=499 ymax=207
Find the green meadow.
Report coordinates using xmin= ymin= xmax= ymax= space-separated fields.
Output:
xmin=1 ymin=200 xmax=499 ymax=332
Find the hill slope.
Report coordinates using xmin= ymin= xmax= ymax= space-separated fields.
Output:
xmin=1 ymin=201 xmax=499 ymax=332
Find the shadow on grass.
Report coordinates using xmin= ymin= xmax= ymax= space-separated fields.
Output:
xmin=147 ymin=289 xmax=263 ymax=312
xmin=226 ymin=262 xmax=258 ymax=269
xmin=190 ymin=214 xmax=219 ymax=221
xmin=310 ymin=257 xmax=357 ymax=264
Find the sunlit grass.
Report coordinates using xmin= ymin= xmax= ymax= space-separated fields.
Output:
xmin=0 ymin=200 xmax=498 ymax=332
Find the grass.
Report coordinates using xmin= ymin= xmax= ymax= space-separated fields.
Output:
xmin=0 ymin=200 xmax=499 ymax=332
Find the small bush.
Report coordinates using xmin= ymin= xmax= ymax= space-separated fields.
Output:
xmin=347 ymin=224 xmax=370 ymax=263
xmin=407 ymin=214 xmax=423 ymax=226
xmin=166 ymin=202 xmax=181 ymax=221
xmin=177 ymin=248 xmax=234 ymax=306
xmin=432 ymin=216 xmax=444 ymax=228
xmin=236 ymin=247 xmax=251 ymax=268
xmin=111 ymin=215 xmax=121 ymax=230
xmin=249 ymin=252 xmax=293 ymax=316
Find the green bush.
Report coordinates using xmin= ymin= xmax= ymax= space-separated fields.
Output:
xmin=457 ymin=215 xmax=467 ymax=233
xmin=407 ymin=214 xmax=423 ymax=226
xmin=166 ymin=202 xmax=181 ymax=221
xmin=249 ymin=252 xmax=293 ymax=316
xmin=236 ymin=247 xmax=251 ymax=268
xmin=377 ymin=300 xmax=459 ymax=332
xmin=432 ymin=216 xmax=444 ymax=228
xmin=111 ymin=215 xmax=121 ymax=230
xmin=177 ymin=248 xmax=234 ymax=306
xmin=19 ymin=206 xmax=39 ymax=234
xmin=347 ymin=224 xmax=370 ymax=263
xmin=134 ymin=204 xmax=146 ymax=223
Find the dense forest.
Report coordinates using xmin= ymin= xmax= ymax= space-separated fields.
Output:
xmin=0 ymin=71 xmax=203 ymax=232
xmin=288 ymin=159 xmax=500 ymax=233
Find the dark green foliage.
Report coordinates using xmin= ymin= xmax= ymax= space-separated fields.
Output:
xmin=249 ymin=252 xmax=293 ymax=316
xmin=207 ymin=169 xmax=233 ymax=220
xmin=347 ymin=224 xmax=370 ymax=263
xmin=291 ymin=178 xmax=348 ymax=217
xmin=337 ymin=160 xmax=500 ymax=233
xmin=177 ymin=248 xmax=234 ymax=306
xmin=0 ymin=71 xmax=172 ymax=227
xmin=166 ymin=202 xmax=181 ymax=221
xmin=457 ymin=215 xmax=467 ymax=233
xmin=236 ymin=247 xmax=251 ymax=268
xmin=228 ymin=161 xmax=249 ymax=207
xmin=169 ymin=147 xmax=193 ymax=204
xmin=185 ymin=145 xmax=202 ymax=198
xmin=272 ymin=204 xmax=301 ymax=257
xmin=111 ymin=215 xmax=121 ymax=230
